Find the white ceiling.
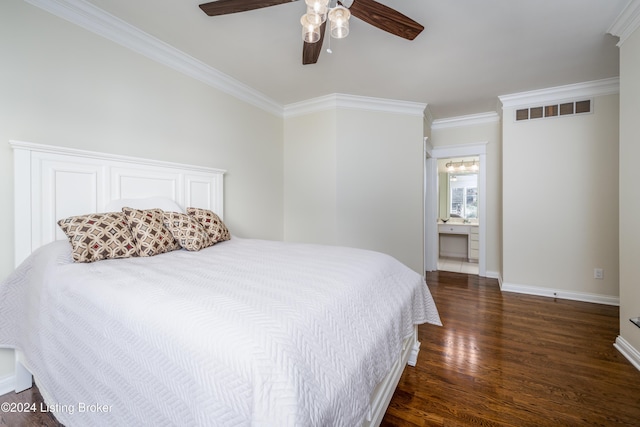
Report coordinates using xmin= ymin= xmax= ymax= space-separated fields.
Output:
xmin=81 ymin=0 xmax=628 ymax=119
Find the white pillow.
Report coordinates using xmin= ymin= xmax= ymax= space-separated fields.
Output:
xmin=105 ymin=197 xmax=184 ymax=213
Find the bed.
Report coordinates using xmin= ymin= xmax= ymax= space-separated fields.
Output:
xmin=0 ymin=141 xmax=441 ymax=426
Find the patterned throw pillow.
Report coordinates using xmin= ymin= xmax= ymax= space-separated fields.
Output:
xmin=58 ymin=212 xmax=138 ymax=263
xmin=122 ymin=207 xmax=180 ymax=257
xmin=162 ymin=211 xmax=213 ymax=251
xmin=186 ymin=207 xmax=231 ymax=243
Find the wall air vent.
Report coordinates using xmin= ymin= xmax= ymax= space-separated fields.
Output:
xmin=515 ymin=99 xmax=591 ymax=121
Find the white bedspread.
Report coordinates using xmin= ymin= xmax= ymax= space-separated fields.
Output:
xmin=0 ymin=238 xmax=441 ymax=426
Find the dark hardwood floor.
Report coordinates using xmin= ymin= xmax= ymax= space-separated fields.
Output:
xmin=0 ymin=383 xmax=62 ymax=427
xmin=382 ymin=271 xmax=640 ymax=426
xmin=2 ymin=270 xmax=639 ymax=426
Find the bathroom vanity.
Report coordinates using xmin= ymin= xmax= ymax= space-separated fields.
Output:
xmin=438 ymin=222 xmax=479 ymax=262
xmin=437 ymin=159 xmax=480 ymax=263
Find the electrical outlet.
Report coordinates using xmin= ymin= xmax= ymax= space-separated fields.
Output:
xmin=594 ymin=268 xmax=604 ymax=279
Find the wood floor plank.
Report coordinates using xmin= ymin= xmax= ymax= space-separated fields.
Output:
xmin=1 ymin=270 xmax=639 ymax=426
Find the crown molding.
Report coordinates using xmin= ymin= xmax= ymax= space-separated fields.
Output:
xmin=284 ymin=93 xmax=427 ymax=118
xmin=431 ymin=112 xmax=500 ymax=130
xmin=498 ymin=77 xmax=620 ymax=109
xmin=608 ymin=0 xmax=640 ymax=47
xmin=423 ymin=105 xmax=435 ymax=126
xmin=24 ymin=0 xmax=284 ymax=117
xmin=283 ymin=94 xmax=339 ymax=118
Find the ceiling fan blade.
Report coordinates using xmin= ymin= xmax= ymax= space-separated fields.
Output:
xmin=346 ymin=0 xmax=423 ymax=40
xmin=199 ymin=0 xmax=295 ymax=16
xmin=302 ymin=21 xmax=327 ymax=65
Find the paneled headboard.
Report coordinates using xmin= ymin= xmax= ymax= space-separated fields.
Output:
xmin=11 ymin=141 xmax=225 ymax=267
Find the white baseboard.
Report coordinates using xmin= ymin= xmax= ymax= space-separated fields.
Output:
xmin=501 ymin=281 xmax=619 ymax=306
xmin=484 ymin=270 xmax=502 ymax=287
xmin=614 ymin=336 xmax=640 ymax=371
xmin=0 ymin=374 xmax=15 ymax=396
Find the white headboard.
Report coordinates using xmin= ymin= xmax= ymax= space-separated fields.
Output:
xmin=11 ymin=141 xmax=225 ymax=267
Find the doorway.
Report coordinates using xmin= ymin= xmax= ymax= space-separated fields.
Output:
xmin=424 ymin=142 xmax=487 ymax=276
xmin=437 ymin=156 xmax=480 ymax=274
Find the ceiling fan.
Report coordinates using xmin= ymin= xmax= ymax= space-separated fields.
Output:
xmin=198 ymin=0 xmax=424 ymax=65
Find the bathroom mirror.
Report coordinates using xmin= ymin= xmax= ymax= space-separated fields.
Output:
xmin=438 ymin=157 xmax=480 ymax=221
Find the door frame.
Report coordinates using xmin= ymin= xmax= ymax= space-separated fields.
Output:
xmin=425 ymin=142 xmax=488 ymax=277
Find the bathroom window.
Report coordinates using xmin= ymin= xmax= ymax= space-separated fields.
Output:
xmin=449 ymin=174 xmax=478 ymax=219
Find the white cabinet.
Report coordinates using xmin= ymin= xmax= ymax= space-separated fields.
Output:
xmin=438 ymin=223 xmax=479 ymax=262
xmin=468 ymin=226 xmax=479 ymax=261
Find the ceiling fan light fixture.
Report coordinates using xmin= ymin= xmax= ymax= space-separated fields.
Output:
xmin=305 ymin=0 xmax=328 ymax=22
xmin=306 ymin=7 xmax=327 ymax=23
xmin=198 ymin=0 xmax=424 ymax=65
xmin=300 ymin=14 xmax=321 ymax=43
xmin=328 ymin=5 xmax=350 ymax=39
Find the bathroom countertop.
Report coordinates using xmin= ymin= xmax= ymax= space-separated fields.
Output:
xmin=438 ymin=221 xmax=478 ymax=226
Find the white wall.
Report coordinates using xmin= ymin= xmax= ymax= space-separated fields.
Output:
xmin=283 ymin=110 xmax=337 ymax=244
xmin=284 ymin=107 xmax=425 ymax=274
xmin=0 ymin=0 xmax=284 ymax=380
xmin=335 ymin=109 xmax=425 ymax=274
xmin=431 ymin=120 xmax=502 ymax=277
xmin=618 ymin=22 xmax=640 ymax=357
xmin=502 ymin=93 xmax=619 ymax=300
